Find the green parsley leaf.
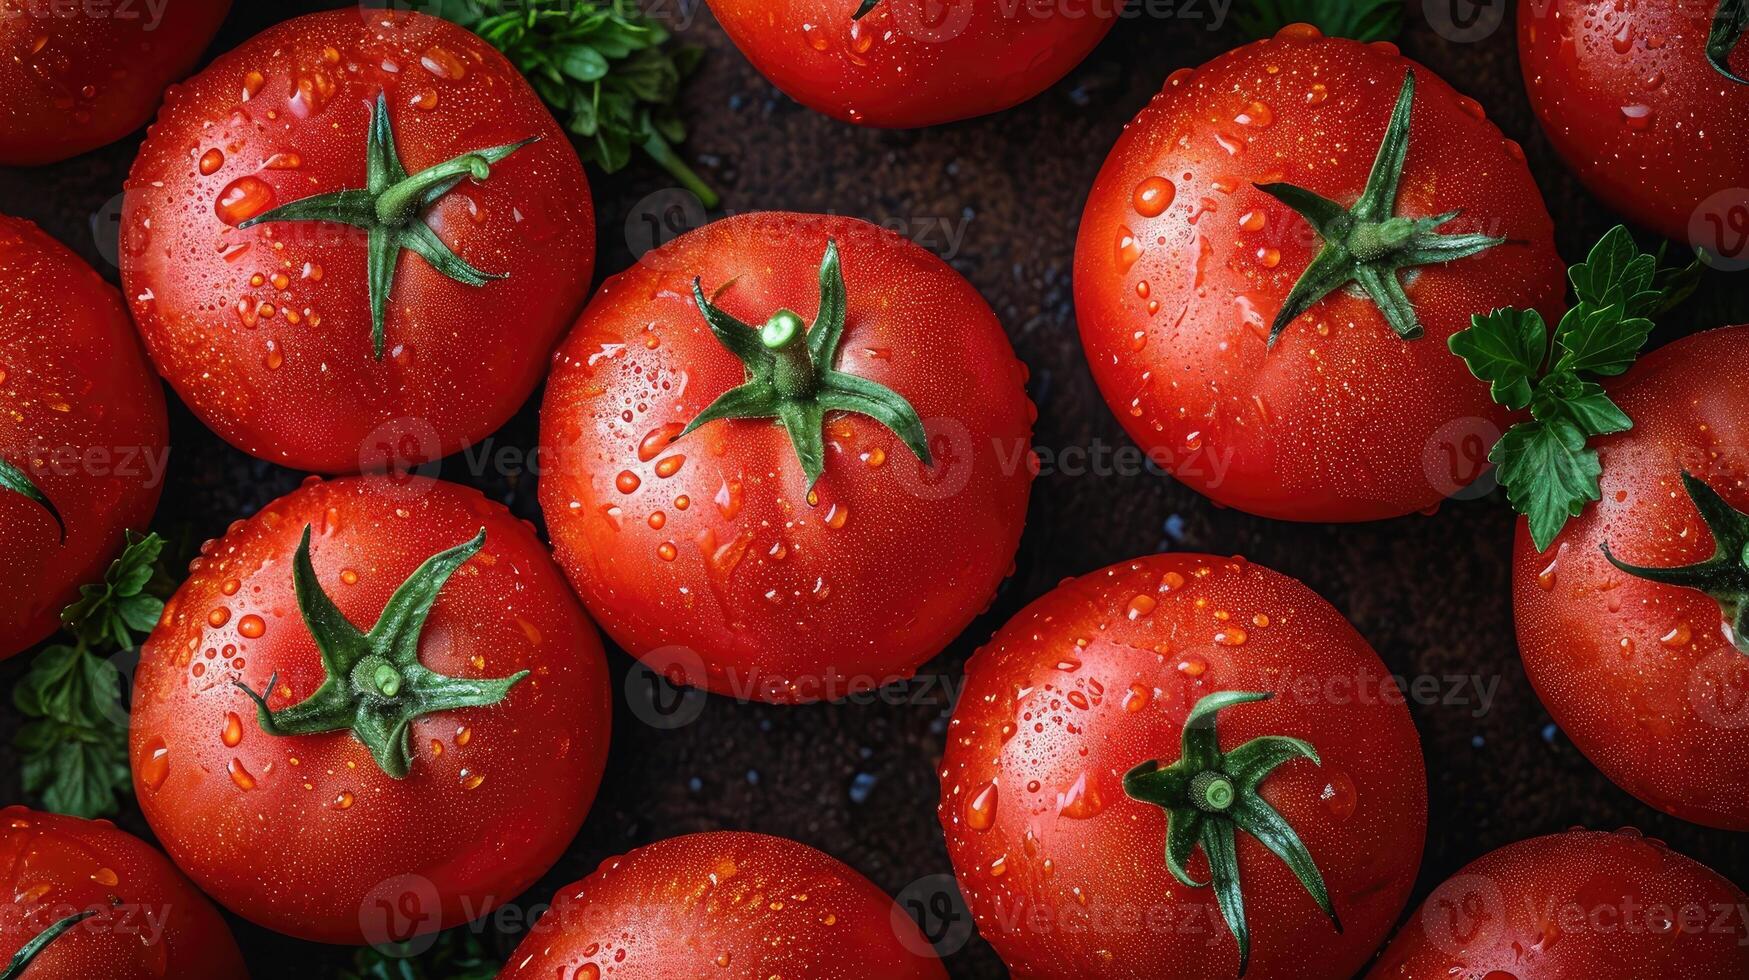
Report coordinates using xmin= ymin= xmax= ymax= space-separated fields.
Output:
xmin=1232 ymin=0 xmax=1404 ymax=42
xmin=13 ymin=531 xmax=172 ymax=818
xmin=1449 ymin=226 xmax=1701 ymax=551
xmin=1493 ymin=419 xmax=1604 ymax=556
xmin=421 ymin=0 xmax=719 ymax=208
xmin=1446 ymin=308 xmax=1547 ymax=410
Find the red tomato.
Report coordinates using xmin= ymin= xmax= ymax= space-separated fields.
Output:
xmin=539 ymin=212 xmax=1034 ymax=703
xmin=1513 ymin=325 xmax=1749 ymax=830
xmin=120 ymin=9 xmax=594 ymax=473
xmin=706 ymin=0 xmax=1118 ymax=127
xmin=0 ymin=807 xmax=246 ymax=979
xmin=499 ymin=831 xmax=947 ymax=979
xmin=939 ymin=553 xmax=1426 ymax=979
xmin=0 ymin=214 xmax=167 ymax=659
xmin=0 ymin=0 xmax=230 ymax=165
xmin=1075 ymin=26 xmax=1567 ymax=522
xmin=129 ymin=476 xmax=611 ymax=943
xmin=1368 ymin=829 xmax=1749 ymax=979
xmin=1520 ymin=1 xmax=1749 ymax=250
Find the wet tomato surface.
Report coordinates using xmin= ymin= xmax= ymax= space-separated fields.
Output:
xmin=121 ymin=9 xmax=595 ymax=472
xmin=706 ymin=0 xmax=1119 ymax=128
xmin=1369 ymin=829 xmax=1749 ymax=979
xmin=1075 ymin=27 xmax=1566 ymax=522
xmin=0 ymin=0 xmax=231 ymax=165
xmin=0 ymin=806 xmax=246 ymax=979
xmin=500 ymin=831 xmax=947 ymax=979
xmin=1514 ymin=325 xmax=1749 ymax=831
xmin=0 ymin=213 xmax=167 ymax=659
xmin=938 ymin=553 xmax=1426 ymax=978
xmin=539 ymin=211 xmax=1034 ymax=703
xmin=1520 ymin=0 xmax=1749 ymax=252
xmin=129 ymin=476 xmax=611 ymax=943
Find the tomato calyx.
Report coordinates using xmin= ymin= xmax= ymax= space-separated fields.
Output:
xmin=853 ymin=0 xmax=880 ymax=18
xmin=1603 ymin=471 xmax=1749 ymax=655
xmin=1256 ymin=71 xmax=1503 ymax=347
xmin=682 ymin=239 xmax=932 ymax=489
xmin=0 ymin=906 xmax=100 ymax=979
xmin=1710 ymin=0 xmax=1749 ymax=84
xmin=0 ymin=455 xmax=63 ymax=541
xmin=237 ymin=92 xmax=537 ymax=360
xmin=1123 ymin=690 xmax=1339 ymax=977
xmin=232 ymin=525 xmax=530 ymax=779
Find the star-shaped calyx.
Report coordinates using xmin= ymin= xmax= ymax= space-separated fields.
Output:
xmin=854 ymin=0 xmax=880 ymax=17
xmin=233 ymin=526 xmax=529 ymax=779
xmin=238 ymin=92 xmax=536 ymax=360
xmin=682 ymin=239 xmax=932 ymax=489
xmin=0 ymin=456 xmax=62 ymax=540
xmin=1604 ymin=471 xmax=1749 ymax=655
xmin=1711 ymin=0 xmax=1749 ymax=83
xmin=1257 ymin=71 xmax=1503 ymax=347
xmin=1123 ymin=691 xmax=1340 ymax=977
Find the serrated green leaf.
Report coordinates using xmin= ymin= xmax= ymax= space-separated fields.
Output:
xmin=17 ymin=718 xmax=129 ymax=819
xmin=1569 ymin=226 xmax=1647 ymax=306
xmin=1448 ymin=308 xmax=1547 ymax=410
xmin=1493 ymin=419 xmax=1604 ymax=551
xmin=1552 ymin=303 xmax=1653 ymax=377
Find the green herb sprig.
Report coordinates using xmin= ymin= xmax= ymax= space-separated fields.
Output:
xmin=13 ymin=532 xmax=171 ymax=818
xmin=1450 ymin=227 xmax=1702 ymax=551
xmin=426 ymin=0 xmax=719 ymax=207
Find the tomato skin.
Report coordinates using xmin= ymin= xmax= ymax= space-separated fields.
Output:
xmin=1513 ymin=326 xmax=1749 ymax=831
xmin=939 ymin=553 xmax=1426 ymax=979
xmin=539 ymin=212 xmax=1034 ymax=704
xmin=706 ymin=0 xmax=1118 ymax=127
xmin=1074 ymin=28 xmax=1567 ymax=522
xmin=1368 ymin=830 xmax=1749 ymax=979
xmin=1519 ymin=1 xmax=1749 ymax=248
xmin=120 ymin=9 xmax=595 ymax=473
xmin=0 ymin=807 xmax=247 ymax=980
xmin=0 ymin=214 xmax=168 ymax=659
xmin=0 ymin=0 xmax=230 ymax=165
xmin=499 ymin=832 xmax=948 ymax=979
xmin=128 ymin=476 xmax=612 ymax=944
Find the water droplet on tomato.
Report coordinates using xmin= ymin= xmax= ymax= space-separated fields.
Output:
xmin=967 ymin=781 xmax=998 ymax=831
xmin=238 ymin=615 xmax=265 ymax=639
xmin=1320 ymin=771 xmax=1357 ymax=821
xmin=616 ymin=471 xmax=641 ymax=494
xmin=1132 ymin=176 xmax=1176 ymax=218
xmin=228 ymin=758 xmax=257 ymax=791
xmin=198 ymin=148 xmax=224 ymax=175
xmin=1116 ymin=227 xmax=1144 ymax=270
xmin=221 ymin=712 xmax=243 ymax=747
xmin=215 ymin=176 xmax=274 ymax=226
xmin=140 ymin=738 xmax=170 ymax=791
xmin=1620 ymin=104 xmax=1654 ymax=131
xmin=1056 ymin=772 xmax=1104 ymax=819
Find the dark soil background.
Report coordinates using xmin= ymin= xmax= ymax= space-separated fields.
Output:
xmin=3 ymin=2 xmax=1748 ymax=977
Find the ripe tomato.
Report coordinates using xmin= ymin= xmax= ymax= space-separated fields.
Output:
xmin=129 ymin=476 xmax=611 ymax=943
xmin=939 ymin=553 xmax=1426 ymax=979
xmin=0 ymin=214 xmax=167 ymax=659
xmin=1513 ymin=325 xmax=1749 ymax=830
xmin=1520 ymin=1 xmax=1749 ymax=250
xmin=706 ymin=0 xmax=1118 ymax=127
xmin=1075 ymin=26 xmax=1566 ymax=522
xmin=539 ymin=212 xmax=1033 ymax=703
xmin=0 ymin=807 xmax=246 ymax=979
xmin=120 ymin=9 xmax=595 ymax=473
xmin=499 ymin=831 xmax=947 ymax=979
xmin=0 ymin=0 xmax=230 ymax=165
xmin=1368 ymin=829 xmax=1749 ymax=979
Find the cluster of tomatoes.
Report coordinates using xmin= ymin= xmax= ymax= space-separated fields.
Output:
xmin=3 ymin=2 xmax=1749 ymax=979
